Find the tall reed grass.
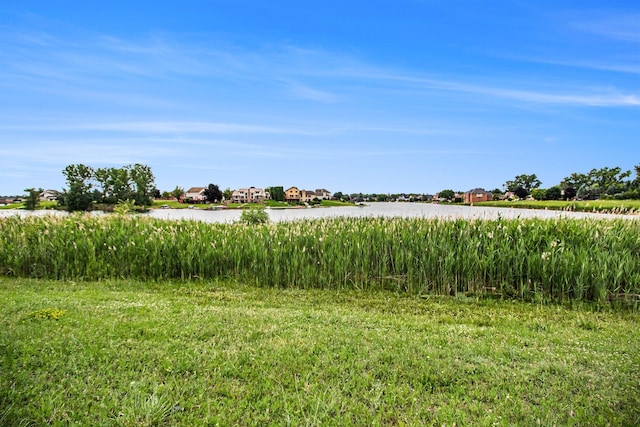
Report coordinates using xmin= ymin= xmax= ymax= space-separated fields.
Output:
xmin=1 ymin=214 xmax=639 ymax=303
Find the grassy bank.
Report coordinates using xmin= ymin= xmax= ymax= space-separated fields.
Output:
xmin=0 ymin=201 xmax=59 ymax=210
xmin=475 ymin=199 xmax=640 ymax=215
xmin=151 ymin=201 xmax=223 ymax=209
xmin=1 ymin=278 xmax=638 ymax=426
xmin=1 ymin=215 xmax=640 ymax=304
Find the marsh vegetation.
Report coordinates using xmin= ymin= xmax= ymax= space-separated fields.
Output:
xmin=1 ymin=215 xmax=639 ymax=304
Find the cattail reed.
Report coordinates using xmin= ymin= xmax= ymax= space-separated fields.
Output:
xmin=1 ymin=214 xmax=638 ymax=303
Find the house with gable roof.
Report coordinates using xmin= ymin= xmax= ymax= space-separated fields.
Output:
xmin=463 ymin=188 xmax=493 ymax=204
xmin=232 ymin=187 xmax=269 ymax=203
xmin=285 ymin=186 xmax=301 ymax=202
xmin=184 ymin=187 xmax=206 ymax=202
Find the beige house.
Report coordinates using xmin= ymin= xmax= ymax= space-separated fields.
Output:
xmin=285 ymin=186 xmax=301 ymax=202
xmin=39 ymin=189 xmax=60 ymax=201
xmin=232 ymin=187 xmax=269 ymax=203
xmin=300 ymin=190 xmax=317 ymax=202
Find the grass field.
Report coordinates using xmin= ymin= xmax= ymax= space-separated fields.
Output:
xmin=0 ymin=201 xmax=59 ymax=210
xmin=0 ymin=204 xmax=20 ymax=210
xmin=1 ymin=278 xmax=638 ymax=426
xmin=475 ymin=199 xmax=640 ymax=214
xmin=151 ymin=200 xmax=214 ymax=209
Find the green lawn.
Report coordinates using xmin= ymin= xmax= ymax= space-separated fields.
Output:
xmin=150 ymin=200 xmax=217 ymax=209
xmin=320 ymin=199 xmax=355 ymax=207
xmin=0 ymin=201 xmax=61 ymax=210
xmin=0 ymin=204 xmax=20 ymax=210
xmin=1 ymin=278 xmax=638 ymax=426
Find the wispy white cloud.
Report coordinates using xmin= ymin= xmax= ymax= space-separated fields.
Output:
xmin=572 ymin=13 xmax=640 ymax=43
xmin=283 ymin=80 xmax=339 ymax=103
xmin=0 ymin=141 xmax=179 ymax=165
xmin=3 ymin=25 xmax=639 ymax=114
xmin=12 ymin=30 xmax=60 ymax=47
xmin=0 ymin=118 xmax=488 ymax=141
xmin=506 ymin=56 xmax=640 ymax=76
xmin=332 ymin=124 xmax=473 ymax=136
xmin=350 ymin=71 xmax=640 ymax=107
xmin=0 ymin=121 xmax=321 ymax=136
xmin=467 ymin=85 xmax=640 ymax=107
xmin=341 ymin=148 xmax=484 ymax=157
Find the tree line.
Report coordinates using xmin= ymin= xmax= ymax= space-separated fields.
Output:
xmin=18 ymin=162 xmax=640 ymax=211
xmin=60 ymin=164 xmax=157 ymax=212
xmin=501 ymin=164 xmax=640 ymax=201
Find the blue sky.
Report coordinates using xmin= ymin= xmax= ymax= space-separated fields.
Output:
xmin=1 ymin=1 xmax=639 ymax=195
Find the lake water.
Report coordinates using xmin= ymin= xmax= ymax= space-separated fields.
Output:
xmin=1 ymin=202 xmax=635 ymax=223
xmin=147 ymin=203 xmax=635 ymax=223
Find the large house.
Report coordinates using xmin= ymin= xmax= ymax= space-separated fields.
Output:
xmin=314 ymin=189 xmax=332 ymax=200
xmin=300 ymin=189 xmax=317 ymax=203
xmin=299 ymin=188 xmax=332 ymax=202
xmin=184 ymin=187 xmax=206 ymax=202
xmin=463 ymin=188 xmax=493 ymax=204
xmin=232 ymin=187 xmax=269 ymax=203
xmin=284 ymin=187 xmax=301 ymax=202
xmin=39 ymin=189 xmax=60 ymax=202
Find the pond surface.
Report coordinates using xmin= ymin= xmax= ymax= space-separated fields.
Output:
xmin=148 ymin=202 xmax=633 ymax=223
xmin=0 ymin=202 xmax=635 ymax=223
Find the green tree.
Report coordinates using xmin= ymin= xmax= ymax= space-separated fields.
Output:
xmin=204 ymin=184 xmax=223 ymax=203
xmin=631 ymin=164 xmax=640 ymax=190
xmin=531 ymin=188 xmax=546 ymax=201
xmin=439 ymin=189 xmax=455 ymax=201
xmin=129 ymin=164 xmax=156 ymax=206
xmin=171 ymin=186 xmax=185 ymax=201
xmin=223 ymin=188 xmax=233 ymax=201
xmin=545 ymin=186 xmax=562 ymax=200
xmin=266 ymin=186 xmax=285 ymax=202
xmin=95 ymin=166 xmax=133 ymax=204
xmin=62 ymin=164 xmax=95 ymax=212
xmin=504 ymin=174 xmax=541 ymax=193
xmin=560 ymin=172 xmax=590 ymax=190
xmin=23 ymin=188 xmax=42 ymax=210
xmin=589 ymin=166 xmax=630 ymax=196
xmin=563 ymin=186 xmax=577 ymax=200
xmin=63 ymin=164 xmax=155 ymax=208
xmin=562 ymin=166 xmax=631 ymax=199
xmin=577 ymin=186 xmax=600 ymax=200
xmin=514 ymin=187 xmax=528 ymax=199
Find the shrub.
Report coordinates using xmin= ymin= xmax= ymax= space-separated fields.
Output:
xmin=239 ymin=207 xmax=269 ymax=225
xmin=514 ymin=187 xmax=528 ymax=199
xmin=114 ymin=199 xmax=136 ymax=215
xmin=531 ymin=188 xmax=547 ymax=201
xmin=545 ymin=186 xmax=562 ymax=200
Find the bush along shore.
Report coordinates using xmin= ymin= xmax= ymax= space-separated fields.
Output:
xmin=1 ymin=214 xmax=639 ymax=304
xmin=474 ymin=199 xmax=640 ymax=215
